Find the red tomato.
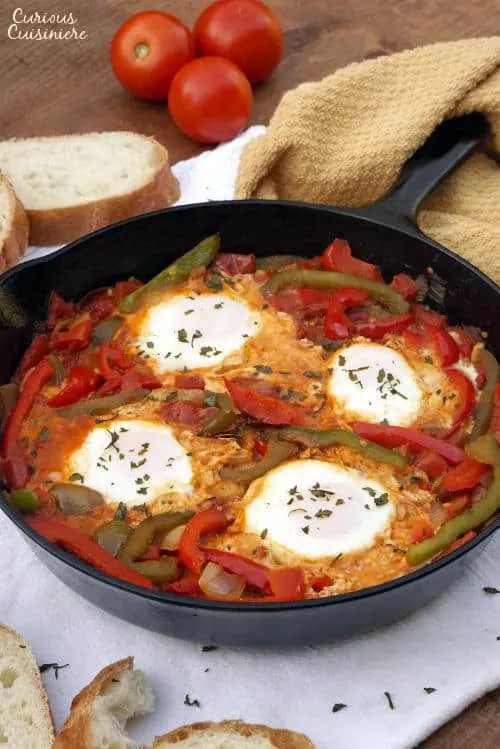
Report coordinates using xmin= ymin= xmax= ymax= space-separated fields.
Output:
xmin=168 ymin=57 xmax=253 ymax=144
xmin=390 ymin=273 xmax=420 ymax=301
xmin=193 ymin=0 xmax=284 ymax=84
xmin=110 ymin=11 xmax=196 ymax=100
xmin=321 ymin=239 xmax=383 ymax=282
xmin=214 ymin=253 xmax=256 ymax=275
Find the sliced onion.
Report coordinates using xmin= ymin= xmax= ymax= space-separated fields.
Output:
xmin=428 ymin=501 xmax=446 ymax=529
xmin=93 ymin=316 xmax=124 ymax=344
xmin=52 ymin=483 xmax=104 ymax=514
xmin=198 ymin=562 xmax=245 ymax=599
xmin=160 ymin=523 xmax=186 ymax=551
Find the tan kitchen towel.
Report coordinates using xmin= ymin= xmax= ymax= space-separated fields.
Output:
xmin=235 ymin=37 xmax=500 ymax=283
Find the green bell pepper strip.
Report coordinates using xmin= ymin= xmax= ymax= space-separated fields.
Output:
xmin=469 ymin=349 xmax=499 ymax=440
xmin=117 ymin=511 xmax=194 ymax=565
xmin=9 ymin=489 xmax=41 ymax=513
xmin=220 ymin=435 xmax=297 ymax=481
xmin=132 ymin=558 xmax=180 ymax=584
xmin=199 ymin=393 xmax=238 ymax=436
xmin=279 ymin=426 xmax=408 ymax=469
xmin=118 ymin=234 xmax=221 ymax=313
xmin=94 ymin=520 xmax=130 ymax=557
xmin=261 ymin=269 xmax=409 ymax=315
xmin=407 ymin=434 xmax=500 ymax=566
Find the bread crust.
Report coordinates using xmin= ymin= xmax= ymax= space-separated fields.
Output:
xmin=0 ymin=623 xmax=55 ymax=745
xmin=53 ymin=657 xmax=133 ymax=749
xmin=153 ymin=720 xmax=315 ymax=748
xmin=0 ymin=174 xmax=29 ymax=269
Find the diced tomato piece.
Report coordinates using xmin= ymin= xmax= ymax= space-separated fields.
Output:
xmin=390 ymin=273 xmax=420 ymax=301
xmin=403 ymin=328 xmax=424 ymax=351
xmin=165 ymin=572 xmax=201 ymax=595
xmin=88 ymin=295 xmax=116 ymax=324
xmin=179 ymin=509 xmax=231 ymax=574
xmin=413 ymin=451 xmax=448 ymax=481
xmin=310 ymin=573 xmax=333 ymax=592
xmin=49 ymin=316 xmax=93 ymax=352
xmin=267 ymin=289 xmax=302 ymax=316
xmin=298 ymin=288 xmax=332 ymax=316
xmin=47 ymin=291 xmax=76 ymax=329
xmin=214 ymin=253 xmax=256 ymax=275
xmin=225 ymin=379 xmax=306 ymax=426
xmin=18 ymin=335 xmax=49 ymax=377
xmin=442 ymin=494 xmax=470 ymax=521
xmin=411 ymin=518 xmax=434 ymax=543
xmin=412 ymin=304 xmax=447 ymax=328
xmin=442 ymin=458 xmax=489 ymax=493
xmin=174 ymin=373 xmax=205 ymax=390
xmin=267 ymin=567 xmax=306 ymax=601
xmin=161 ymin=401 xmax=201 ymax=427
xmin=353 ymin=313 xmax=413 ymax=341
xmin=321 ymin=238 xmax=383 ymax=282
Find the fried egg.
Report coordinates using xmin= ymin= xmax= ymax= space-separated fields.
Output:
xmin=243 ymin=458 xmax=395 ymax=560
xmin=67 ymin=419 xmax=193 ymax=506
xmin=123 ymin=291 xmax=262 ymax=374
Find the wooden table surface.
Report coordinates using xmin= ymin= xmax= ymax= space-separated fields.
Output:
xmin=0 ymin=0 xmax=498 ymax=745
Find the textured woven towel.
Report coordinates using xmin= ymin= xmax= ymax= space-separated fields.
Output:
xmin=236 ymin=37 xmax=500 ymax=283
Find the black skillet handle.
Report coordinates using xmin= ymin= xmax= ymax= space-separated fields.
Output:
xmin=356 ymin=114 xmax=489 ymax=232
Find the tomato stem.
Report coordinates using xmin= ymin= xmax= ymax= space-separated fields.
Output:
xmin=134 ymin=42 xmax=150 ymax=60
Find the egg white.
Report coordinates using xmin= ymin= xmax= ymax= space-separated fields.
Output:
xmin=327 ymin=342 xmax=422 ymax=426
xmin=129 ymin=292 xmax=262 ymax=373
xmin=243 ymin=458 xmax=395 ymax=560
xmin=67 ymin=419 xmax=192 ymax=506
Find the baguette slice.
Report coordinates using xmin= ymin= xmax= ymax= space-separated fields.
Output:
xmin=0 ymin=624 xmax=54 ymax=748
xmin=0 ymin=173 xmax=29 ymax=269
xmin=0 ymin=132 xmax=180 ymax=246
xmin=53 ymin=657 xmax=154 ymax=749
xmin=153 ymin=721 xmax=315 ymax=748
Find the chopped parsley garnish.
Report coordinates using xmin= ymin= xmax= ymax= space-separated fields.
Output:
xmin=374 ymin=493 xmax=389 ymax=507
xmin=68 ymin=473 xmax=84 ymax=483
xmin=315 ymin=509 xmax=332 ymax=519
xmin=39 ymin=663 xmax=69 ymax=679
xmin=146 ymin=341 xmax=154 ymax=349
xmin=214 ymin=302 xmax=224 ymax=309
xmin=201 ymin=645 xmax=218 ymax=652
xmin=335 ymin=498 xmax=344 ymax=506
xmin=191 ymin=330 xmax=202 ymax=347
xmin=138 ymin=442 xmax=150 ymax=456
xmin=177 ymin=329 xmax=188 ymax=343
xmin=203 ymin=393 xmax=218 ymax=407
xmin=483 ymin=586 xmax=500 ymax=594
xmin=254 ymin=364 xmax=272 ymax=374
xmin=204 ymin=275 xmax=223 ymax=291
xmin=425 ymin=356 xmax=433 ymax=364
xmin=38 ymin=426 xmax=49 ymax=442
xmin=114 ymin=502 xmax=127 ymax=521
xmin=131 ymin=458 xmax=147 ymax=469
xmin=184 ymin=309 xmax=194 ymax=315
xmin=184 ymin=694 xmax=201 ymax=707
xmin=301 ymin=525 xmax=310 ymax=534
xmin=384 ymin=691 xmax=395 ymax=710
xmin=136 ymin=487 xmax=148 ymax=495
xmin=106 ymin=430 xmax=120 ymax=452
xmin=332 ymin=703 xmax=347 ymax=713
xmin=260 ymin=528 xmax=268 ymax=539
xmin=338 ymin=355 xmax=346 ymax=366
xmin=423 ymin=687 xmax=436 ymax=694
xmin=303 ymin=371 xmax=322 ymax=379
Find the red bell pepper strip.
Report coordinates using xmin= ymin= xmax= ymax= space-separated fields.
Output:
xmin=352 ymin=313 xmax=413 ymax=341
xmin=179 ymin=509 xmax=231 ymax=574
xmin=352 ymin=422 xmax=466 ymax=464
xmin=46 ymin=291 xmax=76 ymax=329
xmin=298 ymin=288 xmax=332 ymax=315
xmin=324 ymin=288 xmax=369 ymax=340
xmin=412 ymin=304 xmax=447 ymax=328
xmin=267 ymin=567 xmax=306 ymax=601
xmin=321 ymin=239 xmax=383 ymax=282
xmin=423 ymin=324 xmax=459 ymax=367
xmin=390 ymin=274 xmax=420 ymax=301
xmin=443 ymin=368 xmax=475 ymax=435
xmin=29 ymin=519 xmax=153 ymax=588
xmin=411 ymin=518 xmax=434 ymax=543
xmin=449 ymin=328 xmax=475 ymax=360
xmin=49 ymin=316 xmax=93 ymax=352
xmin=225 ymin=379 xmax=306 ymax=426
xmin=48 ymin=366 xmax=100 ymax=408
xmin=18 ymin=335 xmax=49 ymax=378
xmin=442 ymin=458 xmax=489 ymax=493
xmin=413 ymin=450 xmax=448 ymax=480
xmin=2 ymin=358 xmax=54 ymax=488
xmin=202 ymin=547 xmax=270 ymax=591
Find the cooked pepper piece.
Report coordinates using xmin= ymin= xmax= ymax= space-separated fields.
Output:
xmin=46 ymin=291 xmax=76 ymax=329
xmin=94 ymin=520 xmax=130 ymax=557
xmin=29 ymin=519 xmax=153 ymax=588
xmin=261 ymin=269 xmax=409 ymax=314
xmin=48 ymin=366 xmax=100 ymax=408
xmin=49 ymin=316 xmax=93 ymax=352
xmin=470 ymin=349 xmax=499 ymax=440
xmin=202 ymin=547 xmax=270 ymax=590
xmin=179 ymin=508 xmax=231 ymax=574
xmin=118 ymin=511 xmax=194 ymax=566
xmin=352 ymin=422 xmax=466 ymax=464
xmin=220 ymin=435 xmax=297 ymax=481
xmin=132 ymin=558 xmax=180 ymax=584
xmin=442 ymin=458 xmax=489 ymax=493
xmin=118 ymin=234 xmax=220 ymax=313
xmin=58 ymin=388 xmax=150 ymax=417
xmin=225 ymin=379 xmax=306 ymax=426
xmin=353 ymin=313 xmax=413 ymax=340
xmin=320 ymin=239 xmax=383 ymax=282
xmin=18 ymin=335 xmax=49 ymax=378
xmin=407 ymin=434 xmax=500 ymax=565
xmin=423 ymin=323 xmax=459 ymax=367
xmin=9 ymin=489 xmax=41 ymax=513
xmin=2 ymin=358 xmax=54 ymax=488
xmin=279 ymin=426 xmax=408 ymax=469
xmin=443 ymin=368 xmax=475 ymax=436
xmin=324 ymin=288 xmax=369 ymax=340
xmin=199 ymin=393 xmax=238 ymax=436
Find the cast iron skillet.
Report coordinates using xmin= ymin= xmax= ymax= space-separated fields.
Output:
xmin=0 ymin=115 xmax=498 ymax=646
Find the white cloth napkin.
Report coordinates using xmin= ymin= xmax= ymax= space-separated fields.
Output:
xmin=3 ymin=127 xmax=500 ymax=749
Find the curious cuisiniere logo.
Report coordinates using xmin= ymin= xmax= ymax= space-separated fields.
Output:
xmin=7 ymin=7 xmax=88 ymax=40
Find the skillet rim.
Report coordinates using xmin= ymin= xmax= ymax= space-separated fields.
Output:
xmin=1 ymin=198 xmax=499 ymax=612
